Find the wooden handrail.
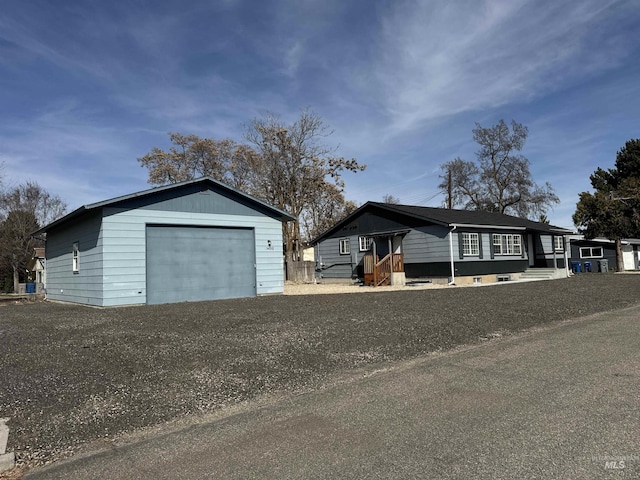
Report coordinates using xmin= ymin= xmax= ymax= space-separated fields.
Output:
xmin=364 ymin=253 xmax=404 ymax=286
xmin=376 ymin=254 xmax=392 ymax=286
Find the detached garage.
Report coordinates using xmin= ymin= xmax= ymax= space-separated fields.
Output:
xmin=34 ymin=177 xmax=295 ymax=307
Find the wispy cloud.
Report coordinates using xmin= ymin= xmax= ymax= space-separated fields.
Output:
xmin=374 ymin=0 xmax=632 ymax=133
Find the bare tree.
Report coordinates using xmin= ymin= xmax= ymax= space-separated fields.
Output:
xmin=382 ymin=194 xmax=400 ymax=204
xmin=302 ymin=183 xmax=358 ymax=241
xmin=137 ymin=133 xmax=262 ymax=189
xmin=0 ymin=181 xmax=67 ymax=292
xmin=439 ymin=120 xmax=559 ymax=218
xmin=138 ymin=111 xmax=366 ymax=260
xmin=245 ymin=109 xmax=365 ymax=261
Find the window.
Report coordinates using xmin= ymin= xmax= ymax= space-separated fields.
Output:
xmin=580 ymin=246 xmax=603 ymax=258
xmin=339 ymin=238 xmax=350 ymax=255
xmin=72 ymin=242 xmax=79 ymax=272
xmin=554 ymin=236 xmax=564 ymax=251
xmin=358 ymin=236 xmax=373 ymax=252
xmin=492 ymin=234 xmax=522 ymax=256
xmin=462 ymin=233 xmax=479 ymax=256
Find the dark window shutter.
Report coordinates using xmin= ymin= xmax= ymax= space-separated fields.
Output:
xmin=458 ymin=232 xmax=464 ymax=259
xmin=478 ymin=233 xmax=484 ymax=259
xmin=490 ymin=233 xmax=495 ymax=259
xmin=521 ymin=234 xmax=526 ymax=258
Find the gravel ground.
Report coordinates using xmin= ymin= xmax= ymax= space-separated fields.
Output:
xmin=283 ymin=280 xmax=448 ymax=295
xmin=1 ymin=274 xmax=639 ymax=474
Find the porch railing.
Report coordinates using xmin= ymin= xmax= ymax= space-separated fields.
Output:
xmin=363 ymin=253 xmax=404 ymax=286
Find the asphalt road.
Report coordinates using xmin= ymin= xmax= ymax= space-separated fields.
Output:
xmin=26 ymin=305 xmax=640 ymax=479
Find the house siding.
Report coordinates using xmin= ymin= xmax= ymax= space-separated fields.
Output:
xmin=402 ymin=225 xmax=451 ymax=263
xmin=312 ymin=202 xmax=573 ymax=282
xmin=317 ymin=224 xmax=539 ymax=280
xmin=101 ymin=207 xmax=284 ymax=306
xmin=533 ymin=234 xmax=566 ymax=268
xmin=569 ymin=240 xmax=616 ymax=272
xmin=45 ymin=212 xmax=104 ymax=306
xmin=316 ymin=235 xmax=360 ymax=279
xmin=44 ymin=183 xmax=286 ymax=307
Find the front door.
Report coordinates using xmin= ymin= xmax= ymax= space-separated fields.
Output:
xmin=527 ymin=234 xmax=535 ymax=267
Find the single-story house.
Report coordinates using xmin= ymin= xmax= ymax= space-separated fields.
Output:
xmin=567 ymin=235 xmax=640 ymax=272
xmin=33 ymin=177 xmax=295 ymax=306
xmin=311 ymin=202 xmax=573 ymax=285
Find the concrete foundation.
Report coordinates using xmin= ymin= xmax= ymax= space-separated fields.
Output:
xmin=390 ymin=272 xmax=406 ymax=286
xmin=0 ymin=452 xmax=15 ymax=473
xmin=0 ymin=419 xmax=13 ymax=473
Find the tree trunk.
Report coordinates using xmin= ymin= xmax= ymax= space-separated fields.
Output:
xmin=13 ymin=265 xmax=19 ymax=294
xmin=615 ymin=239 xmax=625 ymax=272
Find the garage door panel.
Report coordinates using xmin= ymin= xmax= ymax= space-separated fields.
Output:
xmin=146 ymin=226 xmax=255 ymax=305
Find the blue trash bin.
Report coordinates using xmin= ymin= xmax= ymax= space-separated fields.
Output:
xmin=26 ymin=282 xmax=36 ymax=293
xmin=571 ymin=261 xmax=581 ymax=273
xmin=583 ymin=261 xmax=592 ymax=273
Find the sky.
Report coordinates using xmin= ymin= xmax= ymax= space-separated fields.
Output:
xmin=1 ymin=0 xmax=639 ymax=230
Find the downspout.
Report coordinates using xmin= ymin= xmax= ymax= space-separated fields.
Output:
xmin=563 ymin=235 xmax=570 ymax=277
xmin=449 ymin=225 xmax=457 ymax=286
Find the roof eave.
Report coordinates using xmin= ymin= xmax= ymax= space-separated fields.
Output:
xmin=33 ymin=177 xmax=295 ymax=235
xmin=450 ymin=223 xmax=526 ymax=231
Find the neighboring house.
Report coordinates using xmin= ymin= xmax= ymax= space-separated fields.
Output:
xmin=33 ymin=177 xmax=295 ymax=306
xmin=567 ymin=235 xmax=640 ymax=272
xmin=312 ymin=202 xmax=573 ymax=285
xmin=28 ymin=247 xmax=46 ymax=286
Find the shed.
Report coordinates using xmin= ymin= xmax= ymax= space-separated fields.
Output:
xmin=567 ymin=235 xmax=640 ymax=272
xmin=34 ymin=177 xmax=295 ymax=306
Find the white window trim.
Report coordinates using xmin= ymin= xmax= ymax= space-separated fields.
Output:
xmin=462 ymin=232 xmax=479 ymax=256
xmin=493 ymin=234 xmax=522 ymax=256
xmin=580 ymin=246 xmax=603 ymax=258
xmin=358 ymin=236 xmax=373 ymax=252
xmin=72 ymin=242 xmax=79 ymax=272
xmin=554 ymin=236 xmax=564 ymax=251
xmin=339 ymin=238 xmax=350 ymax=255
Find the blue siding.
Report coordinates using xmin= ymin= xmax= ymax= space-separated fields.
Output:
xmin=101 ymin=207 xmax=284 ymax=306
xmin=316 ymin=236 xmax=360 ymax=279
xmin=110 ymin=184 xmax=281 ymax=219
xmin=316 ymin=222 xmax=543 ymax=280
xmin=44 ymin=184 xmax=286 ymax=306
xmin=403 ymin=225 xmax=450 ymax=263
xmin=45 ymin=212 xmax=104 ymax=306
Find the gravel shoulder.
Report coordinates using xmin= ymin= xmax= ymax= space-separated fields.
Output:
xmin=1 ymin=274 xmax=639 ymax=475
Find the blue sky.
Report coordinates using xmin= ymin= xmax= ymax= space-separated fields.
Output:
xmin=1 ymin=0 xmax=639 ymax=229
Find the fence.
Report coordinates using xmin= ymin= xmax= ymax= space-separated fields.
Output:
xmin=285 ymin=261 xmax=316 ymax=283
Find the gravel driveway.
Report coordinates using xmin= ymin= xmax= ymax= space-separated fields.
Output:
xmin=1 ymin=274 xmax=639 ymax=474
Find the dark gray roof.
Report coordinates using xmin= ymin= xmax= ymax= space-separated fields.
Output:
xmin=34 ymin=176 xmax=295 ymax=235
xmin=312 ymin=201 xmax=573 ymax=243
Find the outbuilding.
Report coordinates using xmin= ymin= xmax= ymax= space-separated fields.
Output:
xmin=34 ymin=177 xmax=294 ymax=306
